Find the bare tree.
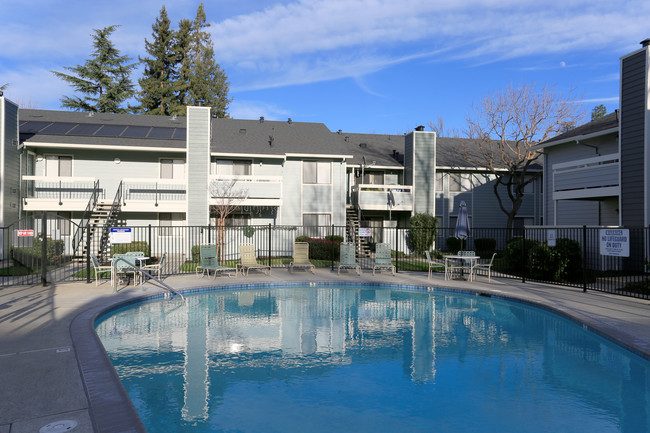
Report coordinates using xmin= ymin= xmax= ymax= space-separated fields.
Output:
xmin=209 ymin=179 xmax=247 ymax=259
xmin=463 ymin=83 xmax=584 ymax=232
xmin=428 ymin=116 xmax=461 ymax=138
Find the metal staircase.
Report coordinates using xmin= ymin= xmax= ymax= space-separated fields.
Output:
xmin=346 ymin=207 xmax=371 ymax=258
xmin=74 ymin=182 xmax=122 ymax=263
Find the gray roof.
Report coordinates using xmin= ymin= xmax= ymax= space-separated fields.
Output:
xmin=537 ymin=111 xmax=619 ymax=149
xmin=211 ymin=118 xmax=352 ymax=158
xmin=332 ymin=132 xmax=405 ymax=167
xmin=19 ymin=109 xmax=186 ymax=149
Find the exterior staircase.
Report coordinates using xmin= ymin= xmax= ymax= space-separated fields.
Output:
xmin=346 ymin=207 xmax=371 ymax=258
xmin=79 ymin=201 xmax=120 ymax=263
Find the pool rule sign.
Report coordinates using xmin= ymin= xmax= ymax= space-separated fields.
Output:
xmin=110 ymin=227 xmax=133 ymax=244
xmin=599 ymin=228 xmax=629 ymax=257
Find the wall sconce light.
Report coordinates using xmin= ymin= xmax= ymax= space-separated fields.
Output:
xmin=36 ymin=155 xmax=43 ymax=162
xmin=114 ymin=157 xmax=121 ymax=164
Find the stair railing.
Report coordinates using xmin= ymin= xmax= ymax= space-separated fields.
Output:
xmin=98 ymin=181 xmax=123 ymax=263
xmin=72 ymin=179 xmax=100 ymax=256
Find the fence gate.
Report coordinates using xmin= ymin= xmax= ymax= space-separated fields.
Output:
xmin=0 ymin=214 xmax=83 ymax=287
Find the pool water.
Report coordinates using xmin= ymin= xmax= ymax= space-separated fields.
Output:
xmin=95 ymin=285 xmax=650 ymax=433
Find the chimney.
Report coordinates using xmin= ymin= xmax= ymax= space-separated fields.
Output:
xmin=337 ymin=129 xmax=342 ymax=134
xmin=359 ymin=143 xmax=367 ymax=149
xmin=641 ymin=38 xmax=650 ymax=47
xmin=288 ymin=118 xmax=292 ymax=124
xmin=415 ymin=125 xmax=425 ymax=132
xmin=260 ymin=116 xmax=265 ymax=123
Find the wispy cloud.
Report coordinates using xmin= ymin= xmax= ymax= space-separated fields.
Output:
xmin=581 ymin=96 xmax=619 ymax=103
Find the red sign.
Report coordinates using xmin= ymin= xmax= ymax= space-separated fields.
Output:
xmin=17 ymin=230 xmax=34 ymax=237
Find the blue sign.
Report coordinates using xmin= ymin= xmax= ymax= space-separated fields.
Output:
xmin=110 ymin=227 xmax=132 ymax=244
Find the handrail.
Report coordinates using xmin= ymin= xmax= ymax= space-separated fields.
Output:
xmin=98 ymin=181 xmax=123 ymax=262
xmin=72 ymin=179 xmax=101 ymax=255
xmin=112 ymin=257 xmax=186 ymax=302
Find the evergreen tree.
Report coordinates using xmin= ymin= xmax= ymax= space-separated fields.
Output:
xmin=591 ymin=104 xmax=607 ymax=120
xmin=186 ymin=3 xmax=232 ymax=118
xmin=137 ymin=6 xmax=176 ymax=115
xmin=170 ymin=18 xmax=193 ymax=116
xmin=52 ymin=25 xmax=136 ymax=113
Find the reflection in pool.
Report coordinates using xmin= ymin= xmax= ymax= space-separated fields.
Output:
xmin=96 ymin=285 xmax=650 ymax=433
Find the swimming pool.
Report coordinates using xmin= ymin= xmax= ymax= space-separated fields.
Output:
xmin=95 ymin=284 xmax=650 ymax=433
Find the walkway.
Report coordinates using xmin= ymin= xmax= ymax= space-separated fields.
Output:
xmin=1 ymin=269 xmax=649 ymax=433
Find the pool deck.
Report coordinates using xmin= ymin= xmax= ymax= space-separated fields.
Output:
xmin=1 ymin=269 xmax=649 ymax=433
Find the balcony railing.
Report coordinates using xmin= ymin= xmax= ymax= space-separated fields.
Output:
xmin=553 ymin=154 xmax=619 ymax=200
xmin=209 ymin=174 xmax=282 ymax=206
xmin=122 ymin=178 xmax=187 ymax=203
xmin=352 ymin=184 xmax=413 ymax=211
xmin=22 ymin=176 xmax=103 ymax=208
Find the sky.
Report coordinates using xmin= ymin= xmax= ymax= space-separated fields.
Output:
xmin=1 ymin=0 xmax=648 ymax=135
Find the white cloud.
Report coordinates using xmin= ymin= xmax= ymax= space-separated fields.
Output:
xmin=229 ymin=100 xmax=292 ymax=121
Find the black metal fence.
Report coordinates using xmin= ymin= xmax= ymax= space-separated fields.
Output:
xmin=1 ymin=216 xmax=648 ymax=300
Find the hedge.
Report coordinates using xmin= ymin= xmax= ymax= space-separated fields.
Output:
xmin=503 ymin=237 xmax=582 ymax=282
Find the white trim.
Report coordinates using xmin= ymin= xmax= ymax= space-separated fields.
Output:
xmin=552 ymin=153 xmax=619 ymax=170
xmin=23 ymin=141 xmax=186 ymax=153
xmin=0 ymin=99 xmax=5 ymax=225
xmin=534 ymin=127 xmax=619 ymax=150
xmin=22 ymin=175 xmax=95 ymax=182
xmin=211 ymin=152 xmax=285 ymax=159
xmin=286 ymin=153 xmax=352 ymax=159
xmin=553 ymin=186 xmax=620 ymax=200
xmin=347 ymin=164 xmax=403 ymax=170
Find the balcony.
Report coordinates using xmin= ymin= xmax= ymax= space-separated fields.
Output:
xmin=209 ymin=174 xmax=282 ymax=207
xmin=553 ymin=154 xmax=620 ymax=200
xmin=22 ymin=176 xmax=103 ymax=211
xmin=121 ymin=178 xmax=187 ymax=212
xmin=352 ymin=184 xmax=413 ymax=211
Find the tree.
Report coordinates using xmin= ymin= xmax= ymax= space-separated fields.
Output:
xmin=52 ymin=26 xmax=136 ymax=113
xmin=170 ymin=18 xmax=193 ymax=116
xmin=428 ymin=116 xmax=461 ymax=138
xmin=209 ymin=179 xmax=247 ymax=260
xmin=185 ymin=3 xmax=232 ymax=117
xmin=591 ymin=104 xmax=607 ymax=120
xmin=408 ymin=213 xmax=438 ymax=254
xmin=137 ymin=6 xmax=177 ymax=115
xmin=464 ymin=83 xmax=584 ymax=232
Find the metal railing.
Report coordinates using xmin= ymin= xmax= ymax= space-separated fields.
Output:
xmin=72 ymin=179 xmax=101 ymax=256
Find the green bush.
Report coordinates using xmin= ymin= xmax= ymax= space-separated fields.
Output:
xmin=111 ymin=241 xmax=150 ymax=257
xmin=325 ymin=235 xmax=344 ymax=244
xmin=304 ymin=238 xmax=340 ymax=261
xmin=446 ymin=237 xmax=462 ymax=253
xmin=503 ymin=237 xmax=582 ymax=282
xmin=295 ymin=235 xmax=310 ymax=243
xmin=408 ymin=214 xmax=438 ymax=254
xmin=474 ymin=238 xmax=496 ymax=258
xmin=12 ymin=238 xmax=65 ymax=266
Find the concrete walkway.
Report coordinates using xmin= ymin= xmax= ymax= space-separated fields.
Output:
xmin=1 ymin=270 xmax=649 ymax=433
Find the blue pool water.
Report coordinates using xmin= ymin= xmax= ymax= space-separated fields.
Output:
xmin=95 ymin=285 xmax=650 ymax=433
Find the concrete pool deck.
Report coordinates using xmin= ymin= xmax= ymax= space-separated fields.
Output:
xmin=1 ymin=269 xmax=649 ymax=433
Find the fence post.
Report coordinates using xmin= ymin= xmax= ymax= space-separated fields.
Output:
xmin=207 ymin=223 xmax=211 ymax=243
xmin=148 ymin=224 xmax=152 ymax=258
xmin=268 ymin=223 xmax=272 ymax=268
xmin=582 ymin=225 xmax=588 ymax=293
xmin=86 ymin=223 xmax=91 ymax=284
xmin=331 ymin=224 xmax=335 ymax=271
xmin=395 ymin=224 xmax=399 ymax=273
xmin=41 ymin=213 xmax=47 ymax=286
xmin=521 ymin=226 xmax=526 ymax=283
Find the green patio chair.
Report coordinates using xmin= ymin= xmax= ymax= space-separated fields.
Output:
xmin=337 ymin=242 xmax=361 ymax=275
xmin=372 ymin=243 xmax=395 ymax=276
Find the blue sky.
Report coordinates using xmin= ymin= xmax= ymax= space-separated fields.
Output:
xmin=1 ymin=0 xmax=647 ymax=135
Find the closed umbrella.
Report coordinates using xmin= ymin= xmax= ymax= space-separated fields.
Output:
xmin=454 ymin=201 xmax=471 ymax=251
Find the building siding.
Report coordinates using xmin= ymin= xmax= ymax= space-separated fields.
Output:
xmin=620 ymin=50 xmax=646 ymax=227
xmin=186 ymin=107 xmax=210 ymax=226
xmin=410 ymin=131 xmax=436 ymax=215
xmin=2 ymin=99 xmax=20 ymax=226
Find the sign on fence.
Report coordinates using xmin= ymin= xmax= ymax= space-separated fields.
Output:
xmin=110 ymin=227 xmax=133 ymax=244
xmin=547 ymin=229 xmax=556 ymax=247
xmin=17 ymin=230 xmax=34 ymax=237
xmin=599 ymin=228 xmax=629 ymax=257
xmin=359 ymin=228 xmax=372 ymax=237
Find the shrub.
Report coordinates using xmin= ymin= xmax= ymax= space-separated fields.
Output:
xmin=503 ymin=237 xmax=582 ymax=282
xmin=295 ymin=235 xmax=310 ymax=243
xmin=304 ymin=237 xmax=340 ymax=261
xmin=408 ymin=214 xmax=438 ymax=254
xmin=446 ymin=237 xmax=462 ymax=253
xmin=325 ymin=235 xmax=344 ymax=244
xmin=474 ymin=238 xmax=496 ymax=258
xmin=12 ymin=238 xmax=65 ymax=266
xmin=111 ymin=241 xmax=150 ymax=257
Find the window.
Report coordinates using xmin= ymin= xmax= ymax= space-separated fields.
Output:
xmin=364 ymin=171 xmax=384 ymax=185
xmin=303 ymin=213 xmax=331 ymax=237
xmin=159 ymin=213 xmax=185 ymax=236
xmin=449 ymin=173 xmax=461 ymax=192
xmin=435 ymin=172 xmax=443 ymax=192
xmin=225 ymin=214 xmax=250 ymax=227
xmin=214 ymin=160 xmax=252 ymax=176
xmin=303 ymin=161 xmax=331 ymax=184
xmin=160 ymin=159 xmax=185 ymax=180
xmin=45 ymin=155 xmax=72 ymax=177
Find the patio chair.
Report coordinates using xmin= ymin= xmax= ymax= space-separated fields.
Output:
xmin=112 ymin=253 xmax=139 ymax=287
xmin=337 ymin=242 xmax=361 ymax=275
xmin=289 ymin=242 xmax=315 ymax=274
xmin=90 ymin=254 xmax=112 ymax=286
xmin=372 ymin=243 xmax=395 ymax=276
xmin=196 ymin=245 xmax=236 ymax=278
xmin=446 ymin=250 xmax=476 ymax=281
xmin=425 ymin=251 xmax=446 ymax=280
xmin=472 ymin=252 xmax=496 ymax=281
xmin=237 ymin=244 xmax=272 ymax=276
xmin=141 ymin=252 xmax=167 ymax=281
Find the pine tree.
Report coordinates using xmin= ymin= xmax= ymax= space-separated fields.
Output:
xmin=137 ymin=7 xmax=176 ymax=115
xmin=52 ymin=25 xmax=136 ymax=113
xmin=170 ymin=18 xmax=193 ymax=116
xmin=186 ymin=3 xmax=232 ymax=118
